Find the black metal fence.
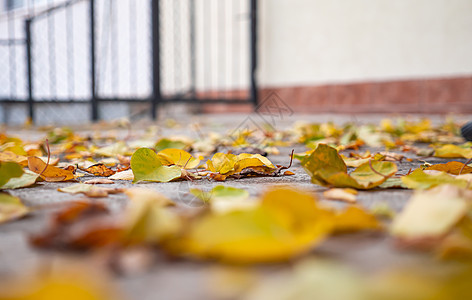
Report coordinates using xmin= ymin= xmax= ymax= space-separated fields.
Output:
xmin=0 ymin=0 xmax=257 ymax=125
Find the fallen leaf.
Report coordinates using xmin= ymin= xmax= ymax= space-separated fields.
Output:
xmin=58 ymin=183 xmax=124 ymax=198
xmin=28 ymin=156 xmax=75 ymax=182
xmin=0 ymin=262 xmax=119 ymax=300
xmin=206 ymin=153 xmax=238 ymax=175
xmin=122 ymin=188 xmax=181 ymax=245
xmin=332 ymin=206 xmax=383 ymax=233
xmin=83 ymin=178 xmax=114 ymax=184
xmin=174 ymin=187 xmax=332 ymax=263
xmin=0 ymin=192 xmax=29 ymax=224
xmin=130 ymin=148 xmax=182 ymax=183
xmin=0 ymin=161 xmax=24 ymax=187
xmin=323 ymin=188 xmax=357 ymax=203
xmin=80 ymin=163 xmax=116 ymax=177
xmin=391 ymin=185 xmax=469 ymax=239
xmin=190 ymin=185 xmax=254 ymax=213
xmin=109 ymin=169 xmax=134 ymax=181
xmin=425 ymin=161 xmax=472 ymax=175
xmin=31 ymin=201 xmax=122 ymax=249
xmin=157 ymin=148 xmax=200 ymax=169
xmin=0 ymin=151 xmax=28 ymax=166
xmin=401 ymin=169 xmax=469 ymax=190
xmin=301 ymin=144 xmax=397 ymax=189
xmin=155 ymin=138 xmax=187 ymax=152
xmin=1 ymin=170 xmax=40 ymax=189
xmin=93 ymin=141 xmax=128 ymax=157
xmin=434 ymin=144 xmax=472 ymax=159
xmin=378 ymin=177 xmax=407 ymax=189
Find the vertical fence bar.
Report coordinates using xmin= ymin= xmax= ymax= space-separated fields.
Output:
xmin=25 ymin=19 xmax=34 ymax=122
xmin=151 ymin=0 xmax=161 ymax=119
xmin=249 ymin=0 xmax=258 ymax=106
xmin=90 ymin=0 xmax=98 ymax=121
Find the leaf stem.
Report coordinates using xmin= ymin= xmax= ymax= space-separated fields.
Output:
xmin=38 ymin=139 xmax=50 ymax=177
xmin=368 ymin=159 xmax=389 ymax=179
xmin=459 ymin=157 xmax=472 ymax=175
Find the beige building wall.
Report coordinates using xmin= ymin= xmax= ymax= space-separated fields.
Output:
xmin=259 ymin=0 xmax=472 ymax=87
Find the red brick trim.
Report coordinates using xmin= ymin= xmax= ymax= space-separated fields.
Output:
xmin=201 ymin=76 xmax=472 ymax=114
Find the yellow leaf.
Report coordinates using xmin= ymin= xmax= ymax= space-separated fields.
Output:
xmin=157 ymin=148 xmax=200 ymax=169
xmin=206 ymin=153 xmax=237 ymax=174
xmin=0 ymin=192 xmax=29 ymax=224
xmin=234 ymin=153 xmax=275 ymax=173
xmin=391 ymin=185 xmax=469 ymax=238
xmin=176 ymin=187 xmax=332 ymax=263
xmin=0 ymin=151 xmax=28 ymax=166
xmin=401 ymin=169 xmax=469 ymax=190
xmin=332 ymin=206 xmax=382 ymax=233
xmin=123 ymin=188 xmax=180 ymax=245
xmin=434 ymin=144 xmax=472 ymax=159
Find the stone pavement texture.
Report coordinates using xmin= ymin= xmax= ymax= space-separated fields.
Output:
xmin=1 ymin=113 xmax=472 ymax=299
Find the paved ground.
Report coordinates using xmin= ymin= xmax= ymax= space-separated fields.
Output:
xmin=1 ymin=113 xmax=472 ymax=299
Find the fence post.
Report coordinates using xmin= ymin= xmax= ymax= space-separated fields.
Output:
xmin=25 ymin=19 xmax=34 ymax=123
xmin=90 ymin=0 xmax=98 ymax=121
xmin=151 ymin=0 xmax=161 ymax=120
xmin=250 ymin=0 xmax=258 ymax=107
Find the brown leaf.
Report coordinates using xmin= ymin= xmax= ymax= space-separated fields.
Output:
xmin=30 ymin=201 xmax=123 ymax=250
xmin=80 ymin=163 xmax=116 ymax=177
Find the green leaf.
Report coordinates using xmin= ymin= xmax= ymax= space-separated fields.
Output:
xmin=301 ymin=144 xmax=397 ymax=189
xmin=301 ymin=143 xmax=347 ymax=186
xmin=155 ymin=138 xmax=186 ymax=152
xmin=0 ymin=162 xmax=24 ymax=187
xmin=348 ymin=160 xmax=398 ymax=189
xmin=1 ymin=170 xmax=39 ymax=190
xmin=190 ymin=185 xmax=249 ymax=203
xmin=401 ymin=169 xmax=469 ymax=190
xmin=130 ymin=148 xmax=182 ymax=183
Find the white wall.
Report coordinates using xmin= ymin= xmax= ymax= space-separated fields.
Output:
xmin=259 ymin=0 xmax=472 ymax=87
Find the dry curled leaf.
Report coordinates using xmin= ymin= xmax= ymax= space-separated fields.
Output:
xmin=80 ymin=163 xmax=116 ymax=177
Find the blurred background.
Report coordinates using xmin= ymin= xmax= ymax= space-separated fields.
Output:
xmin=0 ymin=0 xmax=471 ymax=125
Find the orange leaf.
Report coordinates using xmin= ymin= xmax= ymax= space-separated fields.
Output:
xmin=27 ymin=156 xmax=75 ymax=182
xmin=425 ymin=161 xmax=472 ymax=175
